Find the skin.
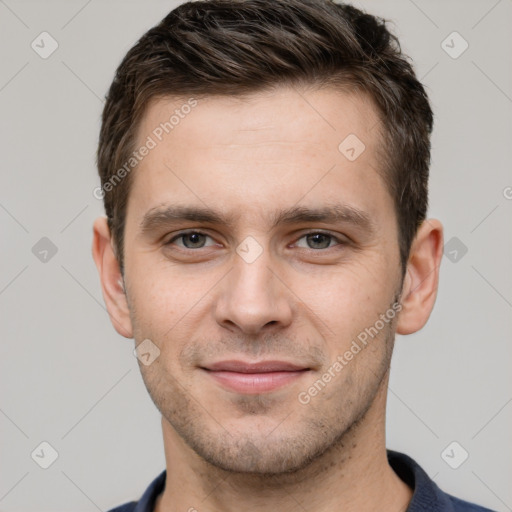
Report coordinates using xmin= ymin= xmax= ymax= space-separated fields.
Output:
xmin=93 ymin=85 xmax=443 ymax=512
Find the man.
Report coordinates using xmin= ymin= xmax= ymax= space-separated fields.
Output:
xmin=92 ymin=1 xmax=495 ymax=510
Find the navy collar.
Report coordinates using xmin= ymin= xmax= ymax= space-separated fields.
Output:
xmin=112 ymin=450 xmax=494 ymax=512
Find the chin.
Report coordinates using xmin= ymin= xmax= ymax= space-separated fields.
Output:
xmin=183 ymin=423 xmax=342 ymax=476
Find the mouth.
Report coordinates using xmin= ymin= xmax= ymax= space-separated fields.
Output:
xmin=200 ymin=360 xmax=311 ymax=394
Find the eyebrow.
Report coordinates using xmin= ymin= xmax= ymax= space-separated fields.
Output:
xmin=139 ymin=203 xmax=376 ymax=236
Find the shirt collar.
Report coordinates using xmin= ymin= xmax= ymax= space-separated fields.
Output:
xmin=132 ymin=450 xmax=455 ymax=511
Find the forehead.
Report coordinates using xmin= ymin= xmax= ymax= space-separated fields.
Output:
xmin=138 ymin=86 xmax=381 ymax=152
xmin=127 ymin=86 xmax=391 ymax=229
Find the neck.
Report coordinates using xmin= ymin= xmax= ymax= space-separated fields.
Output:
xmin=155 ymin=375 xmax=412 ymax=512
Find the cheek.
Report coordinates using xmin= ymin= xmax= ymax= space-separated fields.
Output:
xmin=128 ymin=269 xmax=201 ymax=341
xmin=293 ymin=257 xmax=391 ymax=319
xmin=289 ymin=262 xmax=398 ymax=365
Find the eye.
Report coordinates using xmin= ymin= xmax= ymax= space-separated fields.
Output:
xmin=294 ymin=232 xmax=345 ymax=250
xmin=166 ymin=231 xmax=216 ymax=249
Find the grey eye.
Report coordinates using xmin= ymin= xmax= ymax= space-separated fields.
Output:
xmin=295 ymin=233 xmax=337 ymax=250
xmin=180 ymin=232 xmax=208 ymax=248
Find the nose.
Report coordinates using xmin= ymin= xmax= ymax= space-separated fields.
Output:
xmin=214 ymin=248 xmax=293 ymax=335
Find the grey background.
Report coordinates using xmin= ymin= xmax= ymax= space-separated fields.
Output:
xmin=1 ymin=0 xmax=511 ymax=510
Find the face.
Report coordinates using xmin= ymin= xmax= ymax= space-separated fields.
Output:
xmin=122 ymin=86 xmax=404 ymax=474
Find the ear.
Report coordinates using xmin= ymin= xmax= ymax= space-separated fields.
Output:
xmin=92 ymin=216 xmax=133 ymax=338
xmin=396 ymin=219 xmax=444 ymax=335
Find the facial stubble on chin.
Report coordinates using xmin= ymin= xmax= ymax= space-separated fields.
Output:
xmin=135 ymin=291 xmax=400 ymax=478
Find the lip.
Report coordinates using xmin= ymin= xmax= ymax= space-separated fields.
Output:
xmin=204 ymin=360 xmax=308 ymax=373
xmin=201 ymin=360 xmax=310 ymax=394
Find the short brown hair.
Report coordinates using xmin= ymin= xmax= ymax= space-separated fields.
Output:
xmin=97 ymin=0 xmax=433 ymax=277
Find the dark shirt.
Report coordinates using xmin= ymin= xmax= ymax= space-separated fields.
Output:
xmin=107 ymin=450 xmax=496 ymax=511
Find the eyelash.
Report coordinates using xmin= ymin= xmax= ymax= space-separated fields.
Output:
xmin=165 ymin=230 xmax=347 ymax=251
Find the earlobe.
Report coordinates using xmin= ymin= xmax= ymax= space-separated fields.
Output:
xmin=395 ymin=219 xmax=444 ymax=336
xmin=92 ymin=217 xmax=133 ymax=339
